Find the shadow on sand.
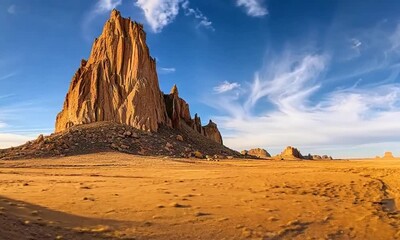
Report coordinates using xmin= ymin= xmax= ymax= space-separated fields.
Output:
xmin=0 ymin=195 xmax=136 ymax=240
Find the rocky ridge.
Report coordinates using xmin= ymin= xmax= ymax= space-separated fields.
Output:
xmin=0 ymin=122 xmax=238 ymax=160
xmin=274 ymin=146 xmax=333 ymax=160
xmin=278 ymin=146 xmax=303 ymax=159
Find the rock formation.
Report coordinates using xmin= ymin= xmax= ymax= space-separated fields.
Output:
xmin=376 ymin=151 xmax=399 ymax=160
xmin=383 ymin=151 xmax=394 ymax=159
xmin=0 ymin=122 xmax=238 ymax=160
xmin=279 ymin=146 xmax=303 ymax=159
xmin=305 ymin=154 xmax=333 ymax=160
xmin=202 ymin=120 xmax=223 ymax=144
xmin=55 ymin=9 xmax=222 ymax=144
xmin=241 ymin=148 xmax=271 ymax=158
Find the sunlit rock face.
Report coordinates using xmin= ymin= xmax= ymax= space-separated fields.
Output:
xmin=55 ymin=10 xmax=223 ymax=144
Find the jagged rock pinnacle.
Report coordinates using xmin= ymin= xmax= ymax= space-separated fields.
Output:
xmin=170 ymin=84 xmax=179 ymax=95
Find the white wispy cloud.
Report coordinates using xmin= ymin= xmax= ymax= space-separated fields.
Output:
xmin=389 ymin=23 xmax=400 ymax=52
xmin=351 ymin=38 xmax=362 ymax=49
xmin=134 ymin=0 xmax=213 ymax=32
xmin=0 ymin=72 xmax=16 ymax=81
xmin=0 ymin=133 xmax=33 ymax=149
xmin=82 ymin=0 xmax=122 ymax=40
xmin=95 ymin=0 xmax=122 ymax=13
xmin=181 ymin=0 xmax=214 ymax=31
xmin=340 ymin=38 xmax=363 ymax=60
xmin=236 ymin=0 xmax=268 ymax=17
xmin=213 ymin=81 xmax=241 ymax=93
xmin=135 ymin=0 xmax=181 ymax=33
xmin=0 ymin=119 xmax=37 ymax=149
xmin=207 ymin=49 xmax=400 ymax=158
xmin=159 ymin=67 xmax=176 ymax=74
xmin=7 ymin=5 xmax=16 ymax=14
xmin=0 ymin=100 xmax=50 ymax=149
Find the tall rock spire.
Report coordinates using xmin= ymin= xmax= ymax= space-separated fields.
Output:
xmin=55 ymin=9 xmax=167 ymax=132
xmin=55 ymin=10 xmax=223 ymax=145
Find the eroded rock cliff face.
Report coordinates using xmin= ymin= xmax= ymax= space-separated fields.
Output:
xmin=56 ymin=10 xmax=167 ymax=133
xmin=55 ymin=10 xmax=223 ymax=144
xmin=163 ymin=85 xmax=223 ymax=144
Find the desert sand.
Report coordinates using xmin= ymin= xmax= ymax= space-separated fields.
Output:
xmin=0 ymin=153 xmax=399 ymax=239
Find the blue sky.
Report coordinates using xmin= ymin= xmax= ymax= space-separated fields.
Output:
xmin=1 ymin=0 xmax=400 ymax=158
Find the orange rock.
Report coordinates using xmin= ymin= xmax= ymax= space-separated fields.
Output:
xmin=56 ymin=10 xmax=168 ymax=133
xmin=383 ymin=151 xmax=395 ymax=159
xmin=203 ymin=120 xmax=223 ymax=145
xmin=55 ymin=9 xmax=223 ymax=145
xmin=245 ymin=148 xmax=271 ymax=158
xmin=280 ymin=146 xmax=303 ymax=159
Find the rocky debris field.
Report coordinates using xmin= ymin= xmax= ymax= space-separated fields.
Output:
xmin=0 ymin=121 xmax=240 ymax=160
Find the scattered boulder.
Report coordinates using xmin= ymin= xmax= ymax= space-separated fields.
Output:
xmin=165 ymin=142 xmax=174 ymax=150
xmin=123 ymin=131 xmax=132 ymax=137
xmin=176 ymin=135 xmax=184 ymax=141
xmin=0 ymin=122 xmax=240 ymax=160
xmin=36 ymin=134 xmax=44 ymax=143
xmin=193 ymin=151 xmax=204 ymax=159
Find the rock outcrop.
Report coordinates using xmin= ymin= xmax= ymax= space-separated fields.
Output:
xmin=202 ymin=120 xmax=223 ymax=145
xmin=305 ymin=154 xmax=333 ymax=160
xmin=55 ymin=10 xmax=223 ymax=145
xmin=163 ymin=85 xmax=191 ymax=129
xmin=0 ymin=122 xmax=237 ymax=160
xmin=56 ymin=10 xmax=167 ymax=132
xmin=383 ymin=151 xmax=394 ymax=159
xmin=279 ymin=146 xmax=303 ymax=159
xmin=241 ymin=148 xmax=271 ymax=158
xmin=376 ymin=151 xmax=398 ymax=160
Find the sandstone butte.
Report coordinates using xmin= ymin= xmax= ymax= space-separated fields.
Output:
xmin=279 ymin=146 xmax=303 ymax=159
xmin=241 ymin=148 xmax=271 ymax=158
xmin=55 ymin=9 xmax=222 ymax=145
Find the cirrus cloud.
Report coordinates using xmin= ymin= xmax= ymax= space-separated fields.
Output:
xmin=134 ymin=0 xmax=214 ymax=32
xmin=207 ymin=48 xmax=400 ymax=158
xmin=135 ymin=0 xmax=181 ymax=33
xmin=213 ymin=81 xmax=241 ymax=93
xmin=96 ymin=0 xmax=122 ymax=13
xmin=236 ymin=0 xmax=268 ymax=17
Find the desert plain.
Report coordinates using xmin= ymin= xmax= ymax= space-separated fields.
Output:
xmin=0 ymin=153 xmax=399 ymax=240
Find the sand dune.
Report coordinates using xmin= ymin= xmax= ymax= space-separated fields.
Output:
xmin=0 ymin=153 xmax=399 ymax=239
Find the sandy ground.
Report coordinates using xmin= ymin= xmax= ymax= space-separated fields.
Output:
xmin=0 ymin=153 xmax=399 ymax=240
